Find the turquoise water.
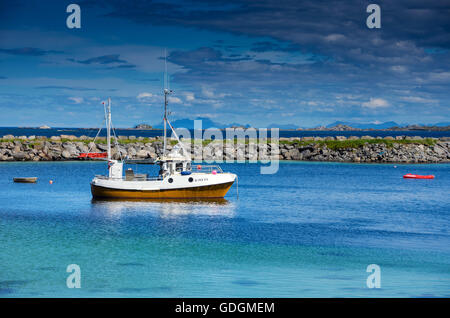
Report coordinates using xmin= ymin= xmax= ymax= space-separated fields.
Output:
xmin=0 ymin=161 xmax=449 ymax=297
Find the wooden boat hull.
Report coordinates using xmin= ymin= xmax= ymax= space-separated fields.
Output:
xmin=13 ymin=177 xmax=37 ymax=183
xmin=91 ymin=181 xmax=234 ymax=199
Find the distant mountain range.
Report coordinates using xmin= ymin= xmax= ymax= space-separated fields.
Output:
xmin=431 ymin=122 xmax=450 ymax=127
xmin=152 ymin=117 xmax=251 ymax=129
xmin=267 ymin=123 xmax=299 ymax=130
xmin=150 ymin=118 xmax=449 ymax=130
xmin=324 ymin=121 xmax=401 ymax=129
xmin=323 ymin=121 xmax=450 ymax=130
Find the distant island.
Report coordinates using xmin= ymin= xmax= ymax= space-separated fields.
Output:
xmin=39 ymin=125 xmax=51 ymax=129
xmin=387 ymin=124 xmax=450 ymax=131
xmin=297 ymin=124 xmax=450 ymax=131
xmin=146 ymin=118 xmax=450 ymax=131
xmin=133 ymin=123 xmax=154 ymax=130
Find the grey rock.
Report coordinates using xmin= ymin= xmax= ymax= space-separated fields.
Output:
xmin=13 ymin=152 xmax=26 ymax=160
xmin=61 ymin=150 xmax=72 ymax=159
xmin=433 ymin=145 xmax=446 ymax=157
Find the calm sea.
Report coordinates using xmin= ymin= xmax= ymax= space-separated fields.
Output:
xmin=1 ymin=127 xmax=449 ymax=139
xmin=0 ymin=161 xmax=449 ymax=297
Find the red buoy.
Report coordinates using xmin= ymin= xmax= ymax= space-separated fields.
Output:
xmin=403 ymin=173 xmax=435 ymax=179
xmin=78 ymin=152 xmax=107 ymax=159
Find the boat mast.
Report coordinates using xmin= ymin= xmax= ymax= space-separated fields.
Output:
xmin=107 ymin=97 xmax=111 ymax=162
xmin=163 ymin=88 xmax=167 ymax=156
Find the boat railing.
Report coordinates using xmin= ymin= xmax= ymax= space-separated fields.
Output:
xmin=94 ymin=175 xmax=163 ymax=181
xmin=193 ymin=165 xmax=223 ymax=174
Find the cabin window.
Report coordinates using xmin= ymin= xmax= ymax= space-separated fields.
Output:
xmin=168 ymin=178 xmax=173 ymax=183
xmin=188 ymin=177 xmax=193 ymax=183
xmin=176 ymin=162 xmax=183 ymax=172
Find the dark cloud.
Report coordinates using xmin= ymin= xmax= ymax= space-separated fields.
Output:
xmin=106 ymin=64 xmax=136 ymax=69
xmin=169 ymin=47 xmax=252 ymax=67
xmin=0 ymin=47 xmax=63 ymax=56
xmin=2 ymin=0 xmax=449 ymax=125
xmin=67 ymin=54 xmax=136 ymax=69
xmin=35 ymin=85 xmax=117 ymax=91
xmin=250 ymin=41 xmax=300 ymax=53
xmin=85 ymin=0 xmax=450 ymax=49
xmin=133 ymin=78 xmax=160 ymax=82
xmin=83 ymin=0 xmax=450 ymax=113
xmin=83 ymin=0 xmax=450 ymax=75
xmin=67 ymin=54 xmax=127 ymax=65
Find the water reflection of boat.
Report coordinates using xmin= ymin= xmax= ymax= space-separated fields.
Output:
xmin=90 ymin=197 xmax=234 ymax=218
xmin=91 ymin=197 xmax=229 ymax=204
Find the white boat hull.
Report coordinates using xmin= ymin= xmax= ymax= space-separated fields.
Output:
xmin=91 ymin=173 xmax=236 ymax=199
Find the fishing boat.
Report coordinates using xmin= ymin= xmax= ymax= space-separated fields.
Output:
xmin=90 ymin=89 xmax=237 ymax=199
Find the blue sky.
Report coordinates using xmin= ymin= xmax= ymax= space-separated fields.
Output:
xmin=0 ymin=0 xmax=449 ymax=128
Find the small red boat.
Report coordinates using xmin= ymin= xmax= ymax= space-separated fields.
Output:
xmin=78 ymin=152 xmax=107 ymax=159
xmin=403 ymin=173 xmax=435 ymax=179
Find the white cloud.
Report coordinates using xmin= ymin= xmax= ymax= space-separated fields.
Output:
xmin=391 ymin=65 xmax=407 ymax=73
xmin=195 ymin=113 xmax=218 ymax=118
xmin=324 ymin=34 xmax=346 ymax=42
xmin=168 ymin=96 xmax=182 ymax=104
xmin=137 ymin=92 xmax=153 ymax=99
xmin=428 ymin=72 xmax=450 ymax=82
xmin=201 ymin=86 xmax=228 ymax=99
xmin=202 ymin=86 xmax=215 ymax=98
xmin=185 ymin=92 xmax=195 ymax=102
xmin=362 ymin=98 xmax=390 ymax=108
xmin=401 ymin=96 xmax=437 ymax=104
xmin=68 ymin=97 xmax=83 ymax=104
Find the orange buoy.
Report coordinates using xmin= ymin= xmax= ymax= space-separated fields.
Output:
xmin=197 ymin=165 xmax=202 ymax=170
xmin=403 ymin=173 xmax=434 ymax=179
xmin=49 ymin=180 xmax=53 ymax=184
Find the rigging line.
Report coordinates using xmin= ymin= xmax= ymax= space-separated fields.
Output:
xmin=110 ymin=121 xmax=123 ymax=162
xmin=82 ymin=102 xmax=106 ymax=143
xmin=86 ymin=120 xmax=104 ymax=154
xmin=86 ymin=101 xmax=108 ymax=154
xmin=166 ymin=118 xmax=189 ymax=158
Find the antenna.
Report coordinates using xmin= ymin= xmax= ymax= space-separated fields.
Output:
xmin=163 ymin=49 xmax=168 ymax=156
xmin=164 ymin=48 xmax=168 ymax=90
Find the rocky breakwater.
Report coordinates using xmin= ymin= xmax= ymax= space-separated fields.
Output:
xmin=0 ymin=134 xmax=449 ymax=163
xmin=278 ymin=136 xmax=450 ymax=163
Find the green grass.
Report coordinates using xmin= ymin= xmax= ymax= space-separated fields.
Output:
xmin=0 ymin=137 xmax=437 ymax=150
xmin=278 ymin=138 xmax=436 ymax=149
